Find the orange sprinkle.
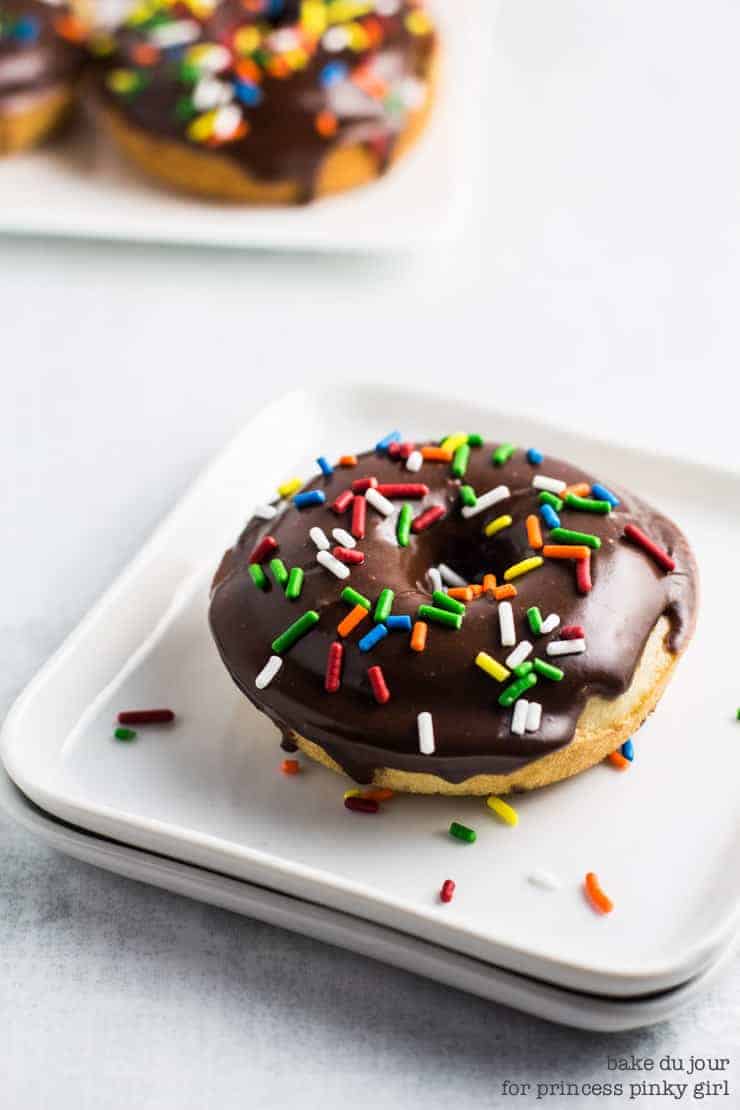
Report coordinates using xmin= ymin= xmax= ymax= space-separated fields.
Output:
xmin=337 ymin=604 xmax=369 ymax=638
xmin=361 ymin=788 xmax=394 ymax=802
xmin=235 ymin=58 xmax=261 ymax=82
xmin=447 ymin=587 xmax=474 ymax=601
xmin=494 ymin=584 xmax=517 ymax=600
xmin=131 ymin=42 xmax=159 ymax=65
xmin=585 ymin=872 xmax=614 ymax=914
xmin=268 ymin=56 xmax=291 ymax=78
xmin=411 ymin=620 xmax=428 ymax=652
xmin=563 ymin=482 xmax=591 ymax=499
xmin=54 ymin=13 xmax=87 ymax=42
xmin=526 ymin=514 xmax=543 ymax=549
xmin=469 ymin=584 xmax=484 ymax=598
xmin=315 ymin=110 xmax=338 ymax=137
xmin=281 ymin=759 xmax=300 ymax=775
xmin=338 ymin=454 xmax=358 ymax=467
xmin=608 ymin=752 xmax=630 ymax=770
xmin=542 ymin=544 xmax=590 ymax=560
xmin=482 ymin=574 xmax=497 ymax=595
xmin=420 ymin=446 xmax=453 ymax=461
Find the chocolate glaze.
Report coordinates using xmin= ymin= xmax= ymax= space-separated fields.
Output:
xmin=209 ymin=443 xmax=697 ymax=785
xmin=0 ymin=0 xmax=84 ymax=106
xmin=96 ymin=0 xmax=435 ymax=202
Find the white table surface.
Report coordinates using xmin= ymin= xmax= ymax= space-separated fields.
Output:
xmin=2 ymin=2 xmax=739 ymax=1107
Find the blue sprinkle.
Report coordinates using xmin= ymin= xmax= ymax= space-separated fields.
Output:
xmin=621 ymin=738 xmax=634 ymax=762
xmin=592 ymin=482 xmax=620 ymax=508
xmin=526 ymin=448 xmax=543 ymax=465
xmin=320 ymin=61 xmax=348 ymax=88
xmin=358 ymin=624 xmax=388 ymax=652
xmin=235 ymin=81 xmax=263 ymax=107
xmin=11 ymin=16 xmax=40 ymax=42
xmin=386 ymin=615 xmax=412 ymax=632
xmin=375 ymin=430 xmax=401 ymax=453
xmin=540 ymin=504 xmax=560 ymax=529
xmin=293 ymin=490 xmax=325 ymax=509
xmin=316 ymin=456 xmax=334 ymax=477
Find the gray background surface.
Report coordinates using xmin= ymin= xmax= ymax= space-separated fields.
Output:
xmin=2 ymin=2 xmax=739 ymax=1107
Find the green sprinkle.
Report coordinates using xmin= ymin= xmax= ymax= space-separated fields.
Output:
xmin=269 ymin=558 xmax=289 ymax=587
xmin=459 ymin=484 xmax=477 ymax=508
xmin=533 ymin=658 xmax=564 ymax=682
xmin=449 ymin=821 xmax=476 ymax=843
xmin=114 ymin=727 xmax=136 ymax=741
xmin=538 ymin=491 xmax=564 ymax=510
xmin=342 ymin=587 xmax=371 ymax=610
xmin=493 ymin=443 xmax=516 ymax=466
xmin=564 ymin=494 xmax=612 ymax=514
xmin=527 ymin=606 xmax=543 ymax=635
xmin=175 ymin=96 xmax=196 ymax=121
xmin=498 ymin=673 xmax=538 ymax=707
xmin=397 ymin=503 xmax=412 ymax=547
xmin=467 ymin=434 xmax=483 ymax=447
xmin=514 ymin=661 xmax=534 ymax=678
xmin=432 ymin=590 xmax=465 ymax=616
xmin=375 ymin=588 xmax=395 ymax=623
xmin=271 ymin=610 xmax=319 ymax=654
xmin=451 ymin=443 xmax=470 ymax=478
xmin=418 ymin=605 xmax=463 ymax=630
xmin=285 ymin=567 xmax=304 ymax=601
xmin=736 ymin=708 xmax=740 ymax=720
xmin=549 ymin=527 xmax=602 ymax=550
xmin=249 ymin=564 xmax=269 ymax=591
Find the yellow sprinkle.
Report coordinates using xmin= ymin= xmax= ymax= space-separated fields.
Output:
xmin=440 ymin=432 xmax=468 ymax=453
xmin=327 ymin=0 xmax=373 ymax=23
xmin=475 ymin=652 xmax=510 ymax=683
xmin=278 ymin=477 xmax=302 ymax=498
xmin=405 ymin=9 xmax=433 ymax=35
xmin=300 ymin=0 xmax=328 ymax=34
xmin=186 ymin=110 xmax=215 ymax=143
xmin=106 ymin=68 xmax=138 ymax=94
xmin=345 ymin=21 xmax=370 ymax=50
xmin=504 ymin=556 xmax=544 ymax=581
xmin=234 ymin=25 xmax=261 ymax=54
xmin=343 ymin=788 xmax=360 ymax=799
xmin=484 ymin=514 xmax=513 ymax=538
xmin=486 ymin=796 xmax=519 ymax=826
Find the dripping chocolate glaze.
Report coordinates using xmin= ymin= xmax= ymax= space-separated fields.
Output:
xmin=209 ymin=443 xmax=697 ymax=785
xmin=96 ymin=0 xmax=435 ymax=202
xmin=0 ymin=0 xmax=84 ymax=104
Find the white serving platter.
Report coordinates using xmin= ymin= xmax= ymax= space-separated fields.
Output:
xmin=2 ymin=384 xmax=740 ymax=1006
xmin=0 ymin=0 xmax=495 ymax=252
xmin=3 ymin=770 xmax=737 ymax=1034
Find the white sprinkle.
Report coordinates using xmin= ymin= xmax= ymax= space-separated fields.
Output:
xmin=213 ymin=104 xmax=242 ymax=140
xmin=406 ymin=450 xmax=423 ymax=473
xmin=528 ymin=870 xmax=560 ymax=892
xmin=417 ymin=711 xmax=435 ymax=755
xmin=547 ymin=638 xmax=586 ymax=657
xmin=192 ymin=76 xmax=232 ymax=111
xmin=309 ymin=526 xmax=330 ymax=551
xmin=438 ymin=563 xmax=466 ymax=588
xmin=499 ymin=601 xmax=515 ymax=647
xmin=511 ymin=700 xmax=529 ymax=736
xmin=255 ymin=655 xmax=282 ymax=690
xmin=461 ymin=485 xmax=510 ymax=519
xmin=532 ymin=475 xmax=567 ymax=495
xmin=525 ymin=702 xmax=542 ymax=732
xmin=317 ymin=550 xmax=350 ymax=580
xmin=399 ymin=76 xmax=427 ymax=110
xmin=427 ymin=567 xmax=444 ymax=594
xmin=323 ymin=25 xmax=349 ymax=51
xmin=375 ymin=0 xmax=402 ymax=15
xmin=254 ymin=504 xmax=277 ymax=521
xmin=540 ymin=613 xmax=560 ymax=635
xmin=506 ymin=640 xmax=533 ymax=669
xmin=365 ymin=487 xmax=394 ymax=517
xmin=332 ymin=528 xmax=356 ymax=548
xmin=149 ymin=18 xmax=200 ymax=47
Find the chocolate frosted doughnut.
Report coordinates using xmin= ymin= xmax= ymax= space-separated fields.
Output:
xmin=209 ymin=435 xmax=698 ymax=795
xmin=93 ymin=0 xmax=437 ymax=203
xmin=0 ymin=0 xmax=87 ymax=153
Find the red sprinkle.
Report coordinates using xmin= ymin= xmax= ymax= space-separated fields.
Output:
xmin=576 ymin=555 xmax=592 ymax=594
xmin=387 ymin=442 xmax=402 ymax=459
xmin=249 ymin=535 xmax=278 ymax=565
xmin=281 ymin=758 xmax=300 ymax=775
xmin=351 ymin=494 xmax=366 ymax=540
xmin=324 ymin=641 xmax=344 ymax=693
xmin=624 ymin=523 xmax=676 ymax=573
xmin=367 ymin=664 xmax=390 ymax=704
xmin=117 ymin=709 xmax=174 ymax=725
xmin=331 ymin=489 xmax=354 ymax=515
xmin=561 ymin=625 xmax=585 ymax=640
xmin=352 ymin=477 xmax=378 ymax=493
xmin=412 ymin=505 xmax=446 ymax=533
xmin=398 ymin=442 xmax=416 ymax=460
xmin=440 ymin=879 xmax=456 ymax=904
xmin=333 ymin=545 xmax=365 ymax=565
xmin=375 ymin=483 xmax=429 ymax=499
xmin=344 ymin=795 xmax=379 ymax=814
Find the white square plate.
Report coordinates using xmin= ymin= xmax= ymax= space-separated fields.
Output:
xmin=0 ymin=0 xmax=495 ymax=251
xmin=3 ymin=384 xmax=739 ymax=999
